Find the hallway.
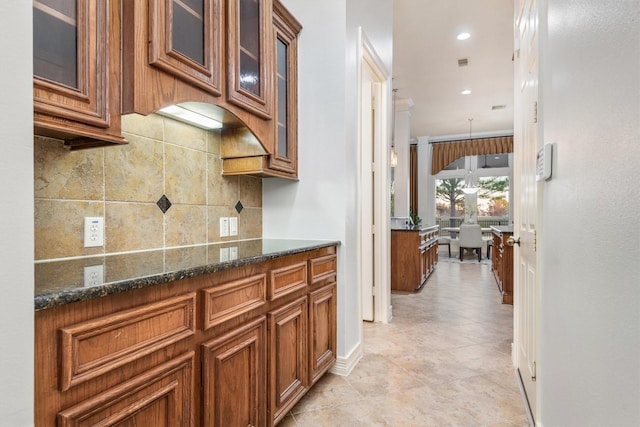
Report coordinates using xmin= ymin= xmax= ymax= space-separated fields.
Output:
xmin=280 ymin=260 xmax=530 ymax=426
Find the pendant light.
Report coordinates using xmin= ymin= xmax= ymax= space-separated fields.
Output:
xmin=462 ymin=117 xmax=478 ymax=194
xmin=390 ymin=89 xmax=398 ymax=168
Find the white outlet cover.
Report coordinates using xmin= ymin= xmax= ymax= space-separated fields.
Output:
xmin=84 ymin=217 xmax=104 ymax=247
xmin=84 ymin=264 xmax=104 ymax=287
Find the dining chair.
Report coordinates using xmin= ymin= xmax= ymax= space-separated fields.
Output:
xmin=438 ymin=236 xmax=451 ymax=258
xmin=458 ymin=223 xmax=483 ymax=262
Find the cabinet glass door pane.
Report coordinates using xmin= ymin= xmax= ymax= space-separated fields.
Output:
xmin=33 ymin=0 xmax=77 ymax=88
xmin=171 ymin=0 xmax=205 ymax=65
xmin=276 ymin=38 xmax=288 ymax=157
xmin=239 ymin=0 xmax=261 ymax=96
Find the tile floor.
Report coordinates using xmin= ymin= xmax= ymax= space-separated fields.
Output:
xmin=279 ymin=259 xmax=530 ymax=426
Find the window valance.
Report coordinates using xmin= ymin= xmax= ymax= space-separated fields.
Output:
xmin=431 ymin=136 xmax=513 ymax=175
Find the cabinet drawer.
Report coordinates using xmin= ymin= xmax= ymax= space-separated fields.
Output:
xmin=57 ymin=351 xmax=194 ymax=426
xmin=202 ymin=274 xmax=267 ymax=330
xmin=269 ymin=262 xmax=307 ymax=300
xmin=60 ymin=293 xmax=196 ymax=391
xmin=309 ymin=254 xmax=337 ymax=284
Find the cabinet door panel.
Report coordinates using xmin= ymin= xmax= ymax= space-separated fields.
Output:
xmin=309 ymin=283 xmax=337 ymax=385
xmin=269 ymin=2 xmax=301 ymax=176
xmin=269 ymin=296 xmax=308 ymax=425
xmin=57 ymin=352 xmax=194 ymax=427
xmin=33 ymin=0 xmax=125 ymax=147
xmin=227 ymin=0 xmax=273 ymax=118
xmin=149 ymin=0 xmax=222 ymax=95
xmin=202 ymin=316 xmax=266 ymax=427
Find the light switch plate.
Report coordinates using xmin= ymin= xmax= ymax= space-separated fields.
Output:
xmin=220 ymin=217 xmax=229 ymax=237
xmin=219 ymin=247 xmax=230 ymax=262
xmin=229 ymin=217 xmax=238 ymax=236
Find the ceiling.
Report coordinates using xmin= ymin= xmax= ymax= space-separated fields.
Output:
xmin=393 ymin=0 xmax=514 ymax=139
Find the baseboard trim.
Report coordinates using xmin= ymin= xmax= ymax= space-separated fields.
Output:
xmin=330 ymin=342 xmax=363 ymax=377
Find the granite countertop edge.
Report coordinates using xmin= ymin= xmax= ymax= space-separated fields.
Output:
xmin=35 ymin=240 xmax=341 ymax=311
xmin=490 ymin=225 xmax=514 ymax=233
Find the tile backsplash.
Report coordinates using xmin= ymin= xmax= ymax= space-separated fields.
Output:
xmin=34 ymin=113 xmax=262 ymax=260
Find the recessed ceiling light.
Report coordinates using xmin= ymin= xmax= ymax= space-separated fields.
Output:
xmin=457 ymin=32 xmax=471 ymax=41
xmin=461 ymin=89 xmax=471 ymax=95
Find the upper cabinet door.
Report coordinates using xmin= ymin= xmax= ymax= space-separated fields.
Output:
xmin=149 ymin=0 xmax=222 ymax=95
xmin=33 ymin=0 xmax=125 ymax=148
xmin=226 ymin=0 xmax=273 ymax=119
xmin=269 ymin=1 xmax=302 ymax=176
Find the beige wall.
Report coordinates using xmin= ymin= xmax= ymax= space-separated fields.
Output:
xmin=34 ymin=113 xmax=262 ymax=261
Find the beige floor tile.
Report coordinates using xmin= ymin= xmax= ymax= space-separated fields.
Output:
xmin=284 ymin=262 xmax=530 ymax=426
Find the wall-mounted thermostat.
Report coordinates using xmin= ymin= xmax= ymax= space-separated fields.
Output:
xmin=536 ymin=143 xmax=553 ymax=181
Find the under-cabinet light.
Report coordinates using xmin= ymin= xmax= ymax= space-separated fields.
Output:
xmin=158 ymin=105 xmax=223 ymax=130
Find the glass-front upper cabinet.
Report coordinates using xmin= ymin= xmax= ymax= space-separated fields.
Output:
xmin=33 ymin=0 xmax=125 ymax=148
xmin=227 ymin=0 xmax=273 ymax=118
xmin=269 ymin=0 xmax=302 ymax=176
xmin=149 ymin=0 xmax=222 ymax=95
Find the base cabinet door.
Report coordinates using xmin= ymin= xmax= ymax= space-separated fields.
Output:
xmin=57 ymin=352 xmax=195 ymax=426
xmin=268 ymin=296 xmax=308 ymax=426
xmin=202 ymin=317 xmax=267 ymax=427
xmin=309 ymin=283 xmax=337 ymax=385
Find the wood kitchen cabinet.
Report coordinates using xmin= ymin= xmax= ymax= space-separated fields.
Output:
xmin=391 ymin=225 xmax=439 ymax=292
xmin=226 ymin=0 xmax=273 ymax=118
xmin=222 ymin=0 xmax=302 ymax=179
xmin=491 ymin=227 xmax=513 ymax=304
xmin=147 ymin=0 xmax=223 ymax=95
xmin=268 ymin=297 xmax=308 ymax=425
xmin=33 ymin=0 xmax=126 ymax=149
xmin=35 ymin=246 xmax=337 ymax=426
xmin=202 ymin=316 xmax=267 ymax=427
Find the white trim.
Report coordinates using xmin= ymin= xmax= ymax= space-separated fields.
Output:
xmin=357 ymin=28 xmax=392 ymax=324
xmin=329 ymin=342 xmax=363 ymax=377
xmin=427 ymin=129 xmax=514 ymax=143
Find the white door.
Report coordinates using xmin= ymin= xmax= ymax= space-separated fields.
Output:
xmin=360 ymin=61 xmax=376 ymax=322
xmin=513 ymin=0 xmax=539 ymax=420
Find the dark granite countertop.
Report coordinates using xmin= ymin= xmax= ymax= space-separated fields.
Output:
xmin=390 ymin=224 xmax=439 ymax=232
xmin=35 ymin=239 xmax=340 ymax=311
xmin=490 ymin=225 xmax=514 ymax=233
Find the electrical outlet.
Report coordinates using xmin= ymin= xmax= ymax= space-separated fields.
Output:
xmin=229 ymin=246 xmax=238 ymax=260
xmin=219 ymin=247 xmax=229 ymax=262
xmin=229 ymin=217 xmax=238 ymax=236
xmin=220 ymin=217 xmax=229 ymax=237
xmin=84 ymin=264 xmax=104 ymax=287
xmin=84 ymin=217 xmax=104 ymax=247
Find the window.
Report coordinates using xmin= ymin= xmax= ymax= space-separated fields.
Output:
xmin=477 ymin=176 xmax=509 ymax=220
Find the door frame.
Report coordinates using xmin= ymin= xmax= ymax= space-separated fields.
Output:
xmin=357 ymin=28 xmax=391 ymax=323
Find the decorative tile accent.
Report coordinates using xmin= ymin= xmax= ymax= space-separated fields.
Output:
xmin=157 ymin=195 xmax=172 ymax=214
xmin=235 ymin=201 xmax=244 ymax=213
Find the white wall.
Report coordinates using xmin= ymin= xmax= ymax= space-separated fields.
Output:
xmin=538 ymin=1 xmax=640 ymax=425
xmin=0 ymin=2 xmax=34 ymax=426
xmin=263 ymin=0 xmax=393 ymax=365
xmin=393 ymin=99 xmax=413 ymax=218
xmin=417 ymin=137 xmax=436 ymax=225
